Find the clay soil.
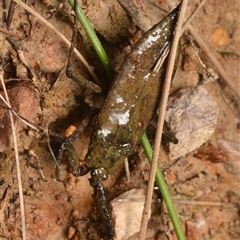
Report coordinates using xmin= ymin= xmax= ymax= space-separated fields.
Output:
xmin=0 ymin=0 xmax=239 ymax=240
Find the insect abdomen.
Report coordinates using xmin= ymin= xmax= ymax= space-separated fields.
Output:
xmin=85 ymin=6 xmax=180 ymax=174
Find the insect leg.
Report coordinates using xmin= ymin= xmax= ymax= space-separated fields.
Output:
xmin=56 ymin=139 xmax=70 ymax=181
xmin=56 ymin=115 xmax=91 ymax=179
xmin=89 ymin=169 xmax=115 ymax=239
xmin=66 ymin=0 xmax=102 ymax=93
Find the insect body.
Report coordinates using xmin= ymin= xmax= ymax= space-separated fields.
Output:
xmin=67 ymin=5 xmax=180 ymax=238
xmin=81 ymin=7 xmax=180 ymax=175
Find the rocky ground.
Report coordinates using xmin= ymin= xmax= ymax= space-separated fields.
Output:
xmin=0 ymin=0 xmax=239 ymax=239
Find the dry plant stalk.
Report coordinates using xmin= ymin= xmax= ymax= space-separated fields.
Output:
xmin=0 ymin=26 xmax=22 ymax=39
xmin=0 ymin=69 xmax=26 ymax=240
xmin=138 ymin=0 xmax=189 ymax=239
xmin=169 ymin=0 xmax=239 ymax=100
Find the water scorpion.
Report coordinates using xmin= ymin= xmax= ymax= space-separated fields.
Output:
xmin=62 ymin=4 xmax=180 ymax=239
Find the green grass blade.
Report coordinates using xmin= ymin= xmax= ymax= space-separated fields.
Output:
xmin=68 ymin=0 xmax=115 ymax=80
xmin=140 ymin=134 xmax=186 ymax=240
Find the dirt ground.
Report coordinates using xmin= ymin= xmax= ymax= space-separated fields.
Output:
xmin=0 ymin=0 xmax=239 ymax=239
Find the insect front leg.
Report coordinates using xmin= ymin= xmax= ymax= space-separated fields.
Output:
xmin=56 ymin=115 xmax=91 ymax=179
xmin=89 ymin=168 xmax=115 ymax=239
xmin=66 ymin=0 xmax=102 ymax=93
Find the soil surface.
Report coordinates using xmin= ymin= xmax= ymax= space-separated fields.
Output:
xmin=0 ymin=0 xmax=239 ymax=240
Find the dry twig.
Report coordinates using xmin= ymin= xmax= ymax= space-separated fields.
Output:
xmin=138 ymin=1 xmax=188 ymax=239
xmin=0 ymin=27 xmax=22 ymax=39
xmin=168 ymin=0 xmax=240 ymax=100
xmin=0 ymin=67 xmax=26 ymax=240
